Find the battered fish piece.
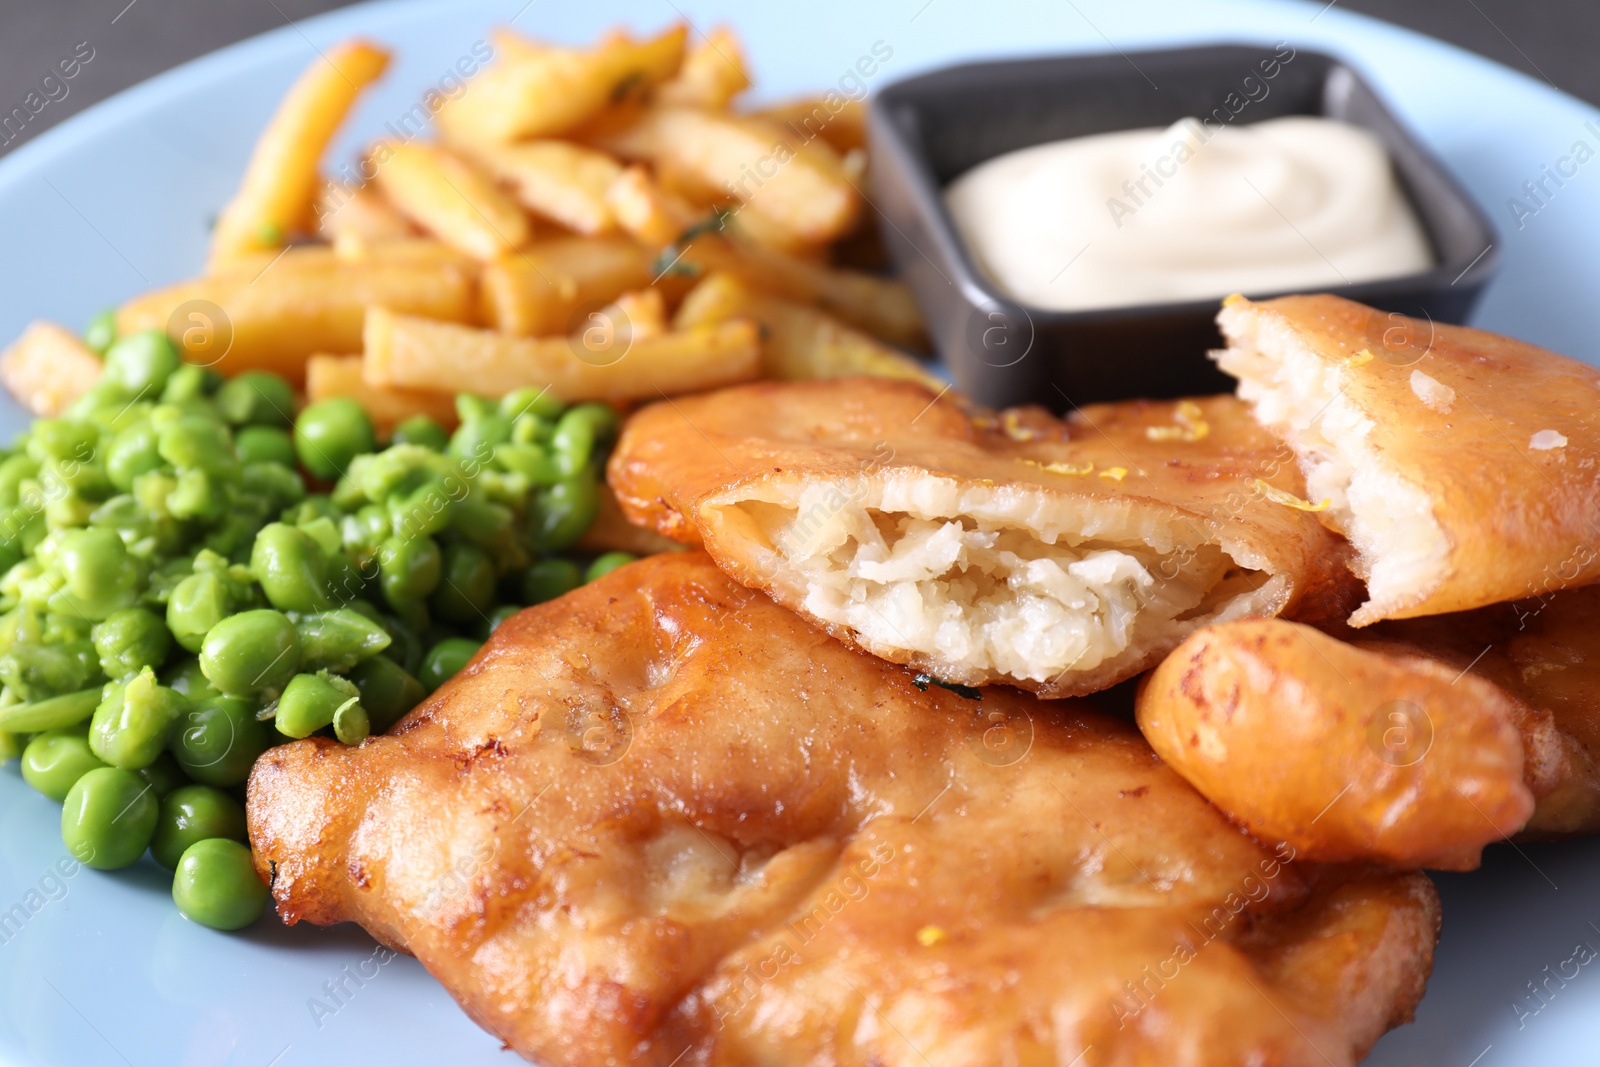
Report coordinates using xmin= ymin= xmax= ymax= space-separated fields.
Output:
xmin=250 ymin=553 xmax=1437 ymax=1067
xmin=607 ymin=377 xmax=1354 ymax=697
xmin=1137 ymin=619 xmax=1534 ymax=870
xmin=1138 ymin=586 xmax=1600 ymax=868
xmin=1216 ymin=293 xmax=1600 ymax=625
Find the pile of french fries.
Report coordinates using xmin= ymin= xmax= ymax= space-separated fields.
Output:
xmin=3 ymin=24 xmax=939 ymax=427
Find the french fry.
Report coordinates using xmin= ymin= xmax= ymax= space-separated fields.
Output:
xmin=369 ymin=141 xmax=532 ymax=259
xmin=606 ymin=168 xmax=924 ymax=348
xmin=595 ymin=289 xmax=667 ymax=343
xmin=593 ymin=106 xmax=859 ymax=243
xmin=578 ymin=483 xmax=684 ymax=556
xmin=363 ymin=306 xmax=760 ymax=402
xmin=1 ymin=321 xmax=102 ymax=416
xmin=306 ymin=355 xmax=458 ymax=432
xmin=315 ymin=180 xmax=417 ymax=244
xmin=455 ymin=140 xmax=622 ymax=235
xmin=210 ymin=40 xmax=391 ymax=269
xmin=329 ymin=236 xmax=477 ymax=270
xmin=674 ymin=272 xmax=940 ymax=388
xmin=751 ymin=97 xmax=866 ymax=155
xmin=604 ymin=166 xmax=698 ymax=247
xmin=655 ymin=27 xmax=750 ymax=109
xmin=117 ymin=250 xmax=476 ymax=384
xmin=434 ymin=25 xmax=686 ymax=144
xmin=479 ymin=236 xmax=654 ymax=336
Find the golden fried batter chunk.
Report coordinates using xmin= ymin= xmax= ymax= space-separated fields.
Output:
xmin=607 ymin=377 xmax=1355 ymax=697
xmin=1137 ymin=618 xmax=1534 ymax=870
xmin=1216 ymin=293 xmax=1600 ymax=625
xmin=1139 ymin=586 xmax=1600 ymax=867
xmin=249 ymin=553 xmax=1435 ymax=1067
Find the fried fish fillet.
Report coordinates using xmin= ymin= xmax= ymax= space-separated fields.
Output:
xmin=1138 ymin=586 xmax=1600 ymax=868
xmin=607 ymin=377 xmax=1355 ymax=697
xmin=1216 ymin=293 xmax=1600 ymax=625
xmin=249 ymin=552 xmax=1437 ymax=1067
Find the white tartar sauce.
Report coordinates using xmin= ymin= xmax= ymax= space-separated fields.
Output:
xmin=944 ymin=116 xmax=1433 ymax=312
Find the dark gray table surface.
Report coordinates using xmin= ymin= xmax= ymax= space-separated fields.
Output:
xmin=1 ymin=0 xmax=1597 ymax=159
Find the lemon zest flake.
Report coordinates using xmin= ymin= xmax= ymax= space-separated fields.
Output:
xmin=1222 ymin=292 xmax=1246 ymax=307
xmin=1145 ymin=399 xmax=1210 ymax=443
xmin=1346 ymin=348 xmax=1375 ymax=367
xmin=1018 ymin=458 xmax=1093 ymax=476
xmin=1001 ymin=411 xmax=1040 ymax=442
xmin=916 ymin=925 xmax=948 ymax=947
xmin=1253 ymin=478 xmax=1330 ymax=512
xmin=1099 ymin=466 xmax=1128 ymax=482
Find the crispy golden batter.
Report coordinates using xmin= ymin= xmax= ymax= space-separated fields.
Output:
xmin=1137 ymin=618 xmax=1534 ymax=870
xmin=249 ymin=553 xmax=1436 ymax=1067
xmin=607 ymin=378 xmax=1355 ymax=698
xmin=1138 ymin=586 xmax=1600 ymax=868
xmin=1216 ymin=293 xmax=1600 ymax=625
xmin=1368 ymin=585 xmax=1600 ymax=837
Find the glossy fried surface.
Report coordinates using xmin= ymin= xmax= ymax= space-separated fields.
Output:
xmin=249 ymin=553 xmax=1435 ymax=1067
xmin=607 ymin=377 xmax=1355 ymax=697
xmin=1370 ymin=585 xmax=1600 ymax=838
xmin=1218 ymin=293 xmax=1600 ymax=624
xmin=1138 ymin=587 xmax=1600 ymax=868
xmin=1138 ymin=619 xmax=1534 ymax=870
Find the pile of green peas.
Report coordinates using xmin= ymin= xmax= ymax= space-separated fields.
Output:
xmin=0 ymin=317 xmax=638 ymax=930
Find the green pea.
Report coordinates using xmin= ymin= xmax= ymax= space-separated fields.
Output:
xmin=137 ymin=751 xmax=188 ymax=799
xmin=89 ymin=667 xmax=188 ymax=770
xmin=333 ymin=699 xmax=368 ymax=745
xmin=151 ymin=785 xmax=246 ymax=870
xmin=293 ymin=609 xmax=392 ymax=673
xmin=519 ymin=559 xmax=582 ymax=605
xmin=160 ymin=363 xmax=209 ymax=404
xmin=103 ymin=329 xmax=180 ymax=397
xmin=348 ymin=655 xmax=425 ymax=734
xmin=241 ymin=461 xmax=307 ymax=514
xmin=215 ymin=371 xmax=294 ymax=427
xmin=105 ymin=423 xmax=165 ymax=492
xmin=84 ymin=308 xmax=118 ymax=355
xmin=454 ymin=394 xmax=498 ymax=423
xmin=387 ymin=479 xmax=456 ymax=539
xmin=480 ymin=603 xmax=521 ymax=640
xmin=528 ymin=473 xmax=599 ymax=551
xmin=55 ymin=527 xmax=139 ymax=620
xmin=169 ymin=695 xmax=268 ymax=787
xmin=234 ymin=426 xmax=297 ymax=467
xmin=172 ymin=838 xmax=267 ymax=930
xmin=585 ymin=552 xmax=637 ymax=583
xmin=61 ymin=766 xmax=159 ymax=869
xmin=274 ymin=671 xmax=361 ymax=740
xmin=0 ymin=642 xmax=102 ymax=701
xmin=391 ymin=415 xmax=450 ymax=452
xmin=200 ymin=609 xmax=300 ymax=698
xmin=92 ymin=606 xmax=172 ymax=680
xmin=0 ymin=687 xmax=102 ymax=733
xmin=499 ymin=386 xmax=563 ymax=422
xmin=378 ymin=534 xmax=441 ymax=604
xmin=449 ymin=414 xmax=513 ymax=463
xmin=492 ymin=441 xmax=561 ymax=486
xmin=167 ymin=572 xmax=233 ymax=653
xmin=550 ymin=403 xmax=620 ymax=477
xmin=418 ymin=637 xmax=480 ymax=693
xmin=21 ymin=731 xmax=108 ymax=802
xmin=158 ymin=415 xmax=236 ymax=475
xmin=429 ymin=542 xmax=495 ymax=625
xmin=449 ymin=495 xmax=513 ymax=545
xmin=249 ymin=523 xmax=333 ymax=613
xmin=295 ymin=398 xmax=376 ymax=481
xmin=161 ymin=656 xmax=219 ymax=701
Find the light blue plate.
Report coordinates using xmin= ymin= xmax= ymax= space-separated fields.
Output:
xmin=1 ymin=1 xmax=1597 ymax=1064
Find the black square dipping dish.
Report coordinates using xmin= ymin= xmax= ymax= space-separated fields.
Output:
xmin=866 ymin=43 xmax=1498 ymax=410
